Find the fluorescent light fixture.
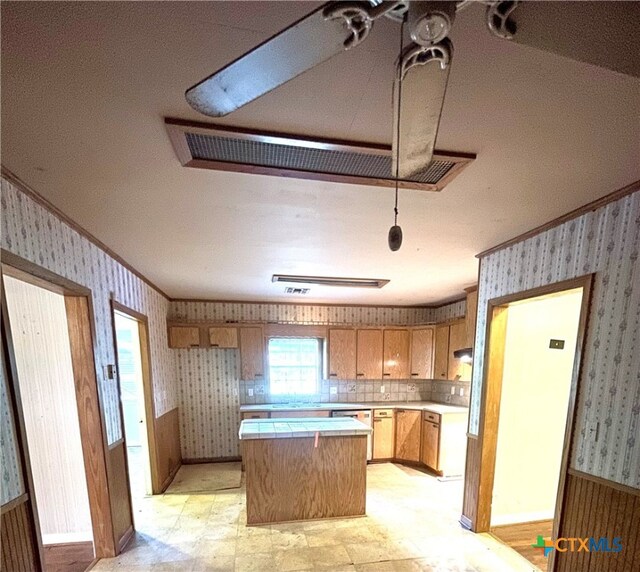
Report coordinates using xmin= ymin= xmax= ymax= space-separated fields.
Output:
xmin=453 ymin=348 xmax=473 ymax=363
xmin=272 ymin=275 xmax=389 ymax=289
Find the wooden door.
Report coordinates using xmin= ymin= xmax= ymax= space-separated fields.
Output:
xmin=239 ymin=327 xmax=265 ymax=381
xmin=448 ymin=320 xmax=468 ymax=381
xmin=328 ymin=329 xmax=356 ymax=380
xmin=434 ymin=325 xmax=450 ymax=380
xmin=356 ymin=329 xmax=383 ymax=380
xmin=383 ymin=329 xmax=410 ymax=379
xmin=209 ymin=327 xmax=238 ymax=348
xmin=410 ymin=328 xmax=434 ymax=379
xmin=395 ymin=409 xmax=421 ymax=462
xmin=421 ymin=419 xmax=440 ymax=470
xmin=168 ymin=326 xmax=200 ymax=348
xmin=372 ymin=412 xmax=394 ymax=459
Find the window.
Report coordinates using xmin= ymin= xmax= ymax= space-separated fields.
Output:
xmin=268 ymin=337 xmax=321 ymax=396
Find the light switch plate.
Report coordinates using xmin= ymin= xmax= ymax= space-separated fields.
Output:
xmin=459 ymin=388 xmax=464 ymax=396
xmin=248 ymin=388 xmax=254 ymax=397
xmin=451 ymin=386 xmax=456 ymax=395
xmin=330 ymin=386 xmax=337 ymax=395
xmin=380 ymin=385 xmax=385 ymax=393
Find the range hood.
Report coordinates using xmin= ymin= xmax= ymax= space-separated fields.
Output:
xmin=453 ymin=348 xmax=473 ymax=363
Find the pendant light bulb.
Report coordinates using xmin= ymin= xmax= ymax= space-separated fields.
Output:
xmin=388 ymin=224 xmax=403 ymax=252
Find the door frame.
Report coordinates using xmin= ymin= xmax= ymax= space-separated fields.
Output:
xmin=110 ymin=299 xmax=161 ymax=495
xmin=1 ymin=250 xmax=119 ymax=558
xmin=472 ymin=274 xmax=593 ymax=572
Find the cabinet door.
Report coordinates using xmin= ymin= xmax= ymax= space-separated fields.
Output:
xmin=209 ymin=327 xmax=238 ymax=348
xmin=328 ymin=329 xmax=356 ymax=380
xmin=373 ymin=416 xmax=395 ymax=459
xmin=169 ymin=326 xmax=200 ymax=348
xmin=383 ymin=330 xmax=410 ymax=379
xmin=410 ymin=328 xmax=434 ymax=379
xmin=421 ymin=420 xmax=440 ymax=470
xmin=395 ymin=409 xmax=421 ymax=462
xmin=239 ymin=327 xmax=265 ymax=380
xmin=356 ymin=329 xmax=383 ymax=380
xmin=434 ymin=325 xmax=450 ymax=379
xmin=447 ymin=320 xmax=468 ymax=381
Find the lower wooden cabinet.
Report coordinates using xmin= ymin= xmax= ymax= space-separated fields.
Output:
xmin=421 ymin=417 xmax=440 ymax=471
xmin=394 ymin=409 xmax=421 ymax=463
xmin=372 ymin=409 xmax=394 ymax=460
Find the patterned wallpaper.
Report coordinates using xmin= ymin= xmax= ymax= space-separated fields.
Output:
xmin=176 ymin=350 xmax=242 ymax=460
xmin=431 ymin=298 xmax=467 ymax=323
xmin=0 ymin=177 xmax=178 ymax=449
xmin=170 ymin=300 xmax=437 ymax=325
xmin=1 ymin=349 xmax=24 ymax=505
xmin=470 ymin=190 xmax=640 ymax=488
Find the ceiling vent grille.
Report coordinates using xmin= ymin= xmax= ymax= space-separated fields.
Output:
xmin=166 ymin=118 xmax=475 ymax=192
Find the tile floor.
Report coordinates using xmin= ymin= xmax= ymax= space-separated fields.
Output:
xmin=92 ymin=463 xmax=541 ymax=571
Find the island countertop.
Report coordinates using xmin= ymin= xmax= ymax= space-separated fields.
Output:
xmin=239 ymin=417 xmax=373 ymax=440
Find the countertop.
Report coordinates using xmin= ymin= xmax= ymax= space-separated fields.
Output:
xmin=239 ymin=417 xmax=373 ymax=440
xmin=239 ymin=401 xmax=468 ymax=415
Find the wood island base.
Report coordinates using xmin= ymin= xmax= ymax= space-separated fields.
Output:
xmin=242 ymin=435 xmax=367 ymax=525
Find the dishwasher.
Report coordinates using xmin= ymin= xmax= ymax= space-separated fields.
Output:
xmin=330 ymin=410 xmax=373 ymax=461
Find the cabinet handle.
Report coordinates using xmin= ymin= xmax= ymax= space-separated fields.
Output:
xmin=211 ymin=344 xmax=219 ymax=347
xmin=383 ymin=373 xmax=390 ymax=377
xmin=329 ymin=373 xmax=337 ymax=377
xmin=254 ymin=374 xmax=263 ymax=378
xmin=356 ymin=373 xmax=365 ymax=377
xmin=411 ymin=373 xmax=419 ymax=376
xmin=373 ymin=419 xmax=381 ymax=423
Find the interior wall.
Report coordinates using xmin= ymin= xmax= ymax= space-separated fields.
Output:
xmin=1 ymin=175 xmax=178 ymax=505
xmin=469 ymin=189 xmax=640 ymax=488
xmin=4 ymin=276 xmax=93 ymax=544
xmin=491 ymin=289 xmax=583 ymax=526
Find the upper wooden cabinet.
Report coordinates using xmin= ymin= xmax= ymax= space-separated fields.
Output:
xmin=465 ymin=287 xmax=478 ymax=349
xmin=410 ymin=328 xmax=434 ymax=379
xmin=168 ymin=326 xmax=200 ymax=349
xmin=434 ymin=324 xmax=450 ymax=379
xmin=209 ymin=327 xmax=238 ymax=349
xmin=447 ymin=320 xmax=468 ymax=381
xmin=383 ymin=329 xmax=410 ymax=379
xmin=239 ymin=327 xmax=265 ymax=380
xmin=328 ymin=328 xmax=356 ymax=380
xmin=356 ymin=329 xmax=383 ymax=379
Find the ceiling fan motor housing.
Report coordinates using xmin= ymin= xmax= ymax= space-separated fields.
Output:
xmin=408 ymin=1 xmax=457 ymax=46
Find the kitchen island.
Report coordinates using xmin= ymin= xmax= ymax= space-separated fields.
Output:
xmin=239 ymin=417 xmax=372 ymax=525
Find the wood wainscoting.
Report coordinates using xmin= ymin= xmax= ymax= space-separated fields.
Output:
xmin=1 ymin=497 xmax=40 ymax=571
xmin=154 ymin=407 xmax=181 ymax=492
xmin=460 ymin=434 xmax=480 ymax=529
xmin=554 ymin=471 xmax=639 ymax=571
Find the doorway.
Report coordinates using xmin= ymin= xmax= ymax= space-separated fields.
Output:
xmin=3 ymin=274 xmax=96 ymax=572
xmin=112 ymin=303 xmax=158 ymax=518
xmin=473 ymin=276 xmax=592 ymax=572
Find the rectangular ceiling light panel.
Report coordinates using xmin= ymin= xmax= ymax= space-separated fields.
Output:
xmin=165 ymin=118 xmax=475 ymax=192
xmin=273 ymin=275 xmax=389 ymax=289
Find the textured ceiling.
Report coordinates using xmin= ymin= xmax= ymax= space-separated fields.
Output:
xmin=1 ymin=1 xmax=639 ymax=304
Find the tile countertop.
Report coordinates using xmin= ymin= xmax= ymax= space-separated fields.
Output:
xmin=239 ymin=401 xmax=468 ymax=415
xmin=238 ymin=417 xmax=373 ymax=440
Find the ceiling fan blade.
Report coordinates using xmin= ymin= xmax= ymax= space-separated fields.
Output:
xmin=186 ymin=3 xmax=375 ymax=117
xmin=392 ymin=41 xmax=453 ymax=180
xmin=488 ymin=1 xmax=640 ymax=78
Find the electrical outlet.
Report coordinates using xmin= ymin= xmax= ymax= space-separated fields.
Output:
xmin=450 ymin=386 xmax=456 ymax=395
xmin=248 ymin=388 xmax=254 ymax=397
xmin=459 ymin=388 xmax=464 ymax=397
xmin=380 ymin=385 xmax=385 ymax=393
xmin=330 ymin=386 xmax=337 ymax=395
xmin=233 ymin=387 xmax=238 ymax=397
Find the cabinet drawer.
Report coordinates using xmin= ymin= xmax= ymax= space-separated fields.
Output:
xmin=374 ymin=409 xmax=393 ymax=418
xmin=241 ymin=411 xmax=269 ymax=420
xmin=424 ymin=411 xmax=440 ymax=424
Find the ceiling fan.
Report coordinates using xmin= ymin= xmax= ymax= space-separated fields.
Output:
xmin=185 ymin=1 xmax=640 ymax=182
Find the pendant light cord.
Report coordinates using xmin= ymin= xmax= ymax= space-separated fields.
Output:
xmin=394 ymin=20 xmax=405 ymax=226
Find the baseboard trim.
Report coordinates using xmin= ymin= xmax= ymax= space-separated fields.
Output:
xmin=159 ymin=461 xmax=182 ymax=493
xmin=182 ymin=456 xmax=242 ymax=464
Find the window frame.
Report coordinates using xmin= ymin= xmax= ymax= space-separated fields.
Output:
xmin=266 ymin=336 xmax=324 ymax=397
